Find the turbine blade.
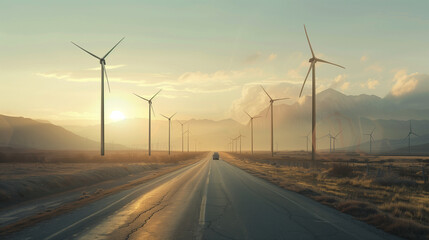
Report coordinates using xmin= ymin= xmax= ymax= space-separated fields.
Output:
xmin=273 ymin=97 xmax=290 ymax=101
xmin=260 ymin=85 xmax=272 ymax=100
xmin=71 ymin=42 xmax=101 ymax=60
xmin=104 ymin=65 xmax=111 ymax=93
xmin=412 ymin=132 xmax=419 ymax=137
xmin=160 ymin=114 xmax=168 ymax=119
xmin=150 ymin=89 xmax=162 ymax=101
xmin=317 ymin=58 xmax=345 ymax=69
xmin=133 ymin=93 xmax=149 ymax=102
xmin=244 ymin=110 xmax=252 ymax=118
xmin=335 ymin=130 xmax=342 ymax=138
xmin=304 ymin=25 xmax=315 ymax=58
xmin=299 ymin=63 xmax=314 ymax=97
xmin=371 ymin=127 xmax=376 ymax=135
xmin=170 ymin=112 xmax=177 ymax=119
xmin=254 ymin=115 xmax=262 ymax=119
xmin=103 ymin=37 xmax=125 ymax=59
xmin=151 ymin=104 xmax=156 ymax=116
xmin=265 ymin=105 xmax=270 ymax=118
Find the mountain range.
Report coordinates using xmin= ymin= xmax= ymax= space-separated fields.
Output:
xmin=0 ymin=115 xmax=124 ymax=151
xmin=2 ymin=88 xmax=429 ymax=153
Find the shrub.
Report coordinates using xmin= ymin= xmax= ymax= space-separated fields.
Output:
xmin=327 ymin=164 xmax=354 ymax=178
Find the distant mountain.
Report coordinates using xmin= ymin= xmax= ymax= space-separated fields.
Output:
xmin=248 ymin=88 xmax=429 ymax=152
xmin=340 ymin=133 xmax=429 ymax=154
xmin=54 ymin=88 xmax=429 ymax=152
xmin=64 ymin=118 xmax=244 ymax=151
xmin=389 ymin=142 xmax=429 ymax=155
xmin=0 ymin=115 xmax=124 ymax=150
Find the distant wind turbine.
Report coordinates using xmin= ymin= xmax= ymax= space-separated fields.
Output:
xmin=329 ymin=130 xmax=342 ymax=152
xmin=364 ymin=128 xmax=376 ymax=153
xmin=236 ymin=133 xmax=245 ymax=154
xmin=177 ymin=120 xmax=187 ymax=152
xmin=161 ymin=112 xmax=177 ymax=155
xmin=71 ymin=37 xmax=125 ymax=156
xmin=303 ymin=131 xmax=311 ymax=152
xmin=244 ymin=111 xmax=261 ymax=155
xmin=261 ymin=85 xmax=289 ymax=157
xmin=299 ymin=25 xmax=345 ymax=161
xmin=133 ymin=89 xmax=162 ymax=156
xmin=405 ymin=121 xmax=419 ymax=153
xmin=185 ymin=125 xmax=190 ymax=152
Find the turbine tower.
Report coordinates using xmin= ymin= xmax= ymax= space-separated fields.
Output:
xmin=261 ymin=86 xmax=289 ymax=157
xmin=177 ymin=121 xmax=187 ymax=152
xmin=405 ymin=120 xmax=419 ymax=153
xmin=71 ymin=37 xmax=125 ymax=156
xmin=244 ymin=111 xmax=261 ymax=155
xmin=161 ymin=113 xmax=177 ymax=155
xmin=185 ymin=125 xmax=190 ymax=152
xmin=329 ymin=130 xmax=342 ymax=152
xmin=364 ymin=128 xmax=375 ymax=153
xmin=303 ymin=131 xmax=311 ymax=152
xmin=299 ymin=25 xmax=345 ymax=161
xmin=236 ymin=133 xmax=245 ymax=154
xmin=133 ymin=89 xmax=162 ymax=156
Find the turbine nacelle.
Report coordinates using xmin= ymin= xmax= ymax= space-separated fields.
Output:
xmin=100 ymin=59 xmax=106 ymax=65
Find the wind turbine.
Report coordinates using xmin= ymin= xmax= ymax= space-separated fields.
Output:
xmin=303 ymin=131 xmax=311 ymax=152
xmin=405 ymin=120 xmax=419 ymax=153
xmin=364 ymin=128 xmax=375 ymax=153
xmin=185 ymin=125 xmax=190 ymax=152
xmin=229 ymin=137 xmax=235 ymax=152
xmin=236 ymin=133 xmax=245 ymax=154
xmin=71 ymin=37 xmax=125 ymax=156
xmin=133 ymin=89 xmax=162 ymax=156
xmin=299 ymin=25 xmax=345 ymax=161
xmin=244 ymin=111 xmax=261 ymax=155
xmin=329 ymin=130 xmax=342 ymax=152
xmin=261 ymin=86 xmax=289 ymax=157
xmin=161 ymin=112 xmax=177 ymax=155
xmin=177 ymin=121 xmax=187 ymax=152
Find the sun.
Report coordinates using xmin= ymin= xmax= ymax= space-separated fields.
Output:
xmin=110 ymin=110 xmax=125 ymax=121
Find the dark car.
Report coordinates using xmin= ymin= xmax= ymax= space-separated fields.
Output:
xmin=212 ymin=152 xmax=219 ymax=160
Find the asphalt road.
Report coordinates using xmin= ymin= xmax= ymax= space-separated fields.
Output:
xmin=7 ymin=154 xmax=400 ymax=240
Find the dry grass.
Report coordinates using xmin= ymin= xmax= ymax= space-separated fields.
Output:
xmin=222 ymin=151 xmax=429 ymax=240
xmin=0 ymin=150 xmax=206 ymax=205
xmin=0 ymin=148 xmax=204 ymax=164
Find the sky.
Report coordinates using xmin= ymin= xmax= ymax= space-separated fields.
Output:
xmin=1 ymin=0 xmax=428 ymax=125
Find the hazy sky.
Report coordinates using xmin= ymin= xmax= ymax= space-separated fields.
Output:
xmin=1 ymin=1 xmax=428 ymax=125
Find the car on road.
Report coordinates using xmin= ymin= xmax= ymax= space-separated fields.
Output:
xmin=212 ymin=152 xmax=219 ymax=160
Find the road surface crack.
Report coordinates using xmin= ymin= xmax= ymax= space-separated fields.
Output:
xmin=125 ymin=204 xmax=168 ymax=240
xmin=119 ymin=193 xmax=168 ymax=230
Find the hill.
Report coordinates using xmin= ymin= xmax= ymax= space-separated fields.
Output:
xmin=0 ymin=115 xmax=124 ymax=150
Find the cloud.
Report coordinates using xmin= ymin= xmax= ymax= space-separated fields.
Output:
xmin=268 ymin=53 xmax=277 ymax=61
xmin=365 ymin=64 xmax=383 ymax=73
xmin=87 ymin=64 xmax=126 ymax=71
xmin=230 ymin=82 xmax=300 ymax=122
xmin=360 ymin=55 xmax=368 ymax=62
xmin=329 ymin=74 xmax=349 ymax=91
xmin=244 ymin=53 xmax=262 ymax=64
xmin=385 ymin=72 xmax=429 ymax=110
xmin=37 ymin=72 xmax=71 ymax=79
xmin=341 ymin=82 xmax=350 ymax=90
xmin=390 ymin=70 xmax=419 ymax=97
xmin=361 ymin=78 xmax=380 ymax=89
